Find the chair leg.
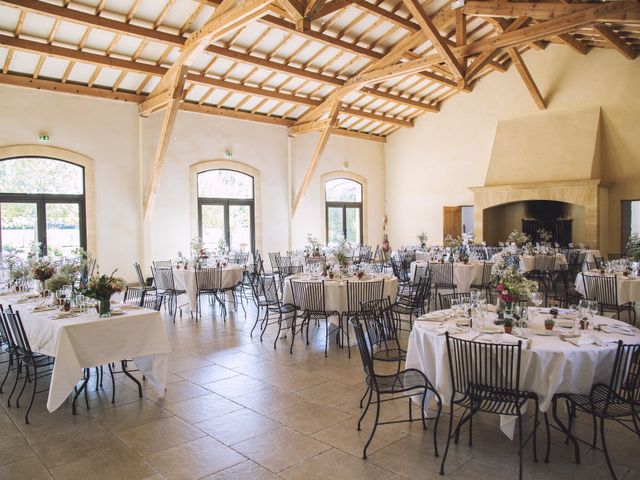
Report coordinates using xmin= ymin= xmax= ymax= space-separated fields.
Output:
xmin=16 ymin=364 xmax=30 ymax=407
xmin=432 ymin=395 xmax=442 ymax=457
xmin=357 ymin=387 xmax=373 ymax=430
xmin=289 ymin=314 xmax=297 ymax=355
xmin=250 ymin=306 xmax=260 ymax=337
xmin=440 ymin=402 xmax=456 ymax=475
xmin=363 ymin=392 xmax=381 ymax=459
xmin=0 ymin=353 xmax=13 ymax=393
xmin=72 ymin=370 xmax=89 ymax=415
xmin=25 ymin=365 xmax=37 ymax=424
xmin=600 ymin=415 xmax=618 ymax=480
xmin=552 ymin=397 xmax=580 ymax=464
xmin=8 ymin=360 xmax=22 ymax=407
xmin=517 ymin=410 xmax=524 ymax=480
xmin=544 ymin=412 xmax=551 ymax=463
xmin=359 ymin=385 xmax=370 ymax=408
xmin=533 ymin=400 xmax=539 ymax=463
xmin=109 ymin=363 xmax=116 ymax=404
xmin=122 ymin=360 xmax=143 ymax=398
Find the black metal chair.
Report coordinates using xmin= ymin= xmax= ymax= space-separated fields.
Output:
xmin=391 ymin=258 xmax=411 ymax=293
xmin=341 ymin=279 xmax=385 ymax=357
xmin=438 ymin=292 xmax=471 ymax=310
xmin=134 ymin=262 xmax=155 ymax=292
xmin=0 ymin=303 xmax=18 ymax=396
xmin=360 ymin=297 xmax=406 ymax=364
xmin=582 ymin=274 xmax=636 ymax=325
xmin=470 ymin=262 xmax=494 ymax=297
xmin=194 ymin=267 xmax=226 ymax=320
xmin=1 ymin=307 xmax=55 ymax=424
xmin=440 ymin=333 xmax=540 ymax=479
xmin=123 ymin=286 xmax=145 ymax=307
xmin=390 ymin=276 xmax=430 ymax=330
xmin=548 ymin=341 xmax=640 ymax=480
xmin=250 ymin=275 xmax=295 ymax=349
xmin=351 ymin=317 xmax=441 ymax=459
xmin=429 ymin=262 xmax=457 ymax=299
xmin=151 ymin=266 xmax=186 ymax=322
xmin=289 ymin=280 xmax=339 ymax=357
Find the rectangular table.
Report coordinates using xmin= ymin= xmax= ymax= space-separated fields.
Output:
xmin=1 ymin=292 xmax=172 ymax=412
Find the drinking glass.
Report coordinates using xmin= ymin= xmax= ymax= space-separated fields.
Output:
xmin=530 ymin=291 xmax=543 ymax=320
xmin=450 ymin=298 xmax=460 ymax=317
xmin=469 ymin=289 xmax=480 ymax=307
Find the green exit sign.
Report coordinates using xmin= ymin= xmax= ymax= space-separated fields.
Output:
xmin=38 ymin=134 xmax=50 ymax=142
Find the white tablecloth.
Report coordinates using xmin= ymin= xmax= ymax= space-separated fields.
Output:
xmin=174 ymin=266 xmax=244 ymax=310
xmin=575 ymin=271 xmax=640 ymax=305
xmin=406 ymin=308 xmax=640 ymax=438
xmin=519 ymin=253 xmax=567 ymax=272
xmin=282 ymin=274 xmax=398 ymax=314
xmin=410 ymin=261 xmax=484 ymax=293
xmin=2 ymin=293 xmax=171 ymax=412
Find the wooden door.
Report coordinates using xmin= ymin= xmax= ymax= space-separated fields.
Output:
xmin=443 ymin=206 xmax=462 ymax=239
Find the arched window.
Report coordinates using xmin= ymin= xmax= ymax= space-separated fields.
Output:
xmin=0 ymin=157 xmax=86 ymax=257
xmin=325 ymin=178 xmax=363 ymax=245
xmin=197 ymin=169 xmax=255 ymax=251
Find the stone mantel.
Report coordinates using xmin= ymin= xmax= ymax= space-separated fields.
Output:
xmin=470 ymin=179 xmax=613 ymax=251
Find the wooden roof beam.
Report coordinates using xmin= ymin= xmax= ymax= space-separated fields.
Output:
xmin=507 ymin=47 xmax=545 ymax=110
xmin=402 ymin=0 xmax=465 ymax=80
xmin=291 ymin=101 xmax=341 ymax=216
xmin=592 ymin=24 xmax=638 ymax=60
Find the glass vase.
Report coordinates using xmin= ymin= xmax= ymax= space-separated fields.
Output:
xmin=98 ymin=295 xmax=112 ymax=317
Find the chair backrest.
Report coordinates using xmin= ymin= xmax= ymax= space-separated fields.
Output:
xmin=153 ymin=260 xmax=172 ymax=268
xmin=268 ymin=252 xmax=281 ymax=271
xmin=350 ymin=317 xmax=375 ymax=383
xmin=391 ymin=259 xmax=409 ymax=283
xmin=606 ymin=341 xmax=640 ymax=406
xmin=581 ymin=274 xmax=618 ymax=306
xmin=305 ymin=255 xmax=326 ymax=266
xmin=279 ymin=264 xmax=303 ymax=278
xmin=123 ymin=286 xmax=145 ymax=306
xmin=439 ymin=292 xmax=471 ymax=310
xmin=142 ymin=292 xmax=164 ymax=311
xmin=412 ymin=264 xmax=429 ymax=283
xmin=3 ymin=308 xmax=35 ymax=360
xmin=251 ymin=275 xmax=280 ymax=306
xmin=481 ymin=262 xmax=494 ymax=287
xmin=429 ymin=262 xmax=454 ymax=286
xmin=0 ymin=305 xmax=16 ymax=352
xmin=229 ymin=252 xmax=249 ymax=266
xmin=289 ymin=280 xmax=326 ymax=313
xmin=445 ymin=333 xmax=523 ymax=401
xmin=134 ymin=262 xmax=147 ymax=287
xmin=195 ymin=268 xmax=223 ymax=292
xmin=360 ymin=297 xmax=400 ymax=351
xmin=346 ymin=279 xmax=384 ymax=313
xmin=278 ymin=256 xmax=293 ymax=268
xmin=152 ymin=266 xmax=176 ymax=291
xmin=404 ymin=276 xmax=431 ymax=309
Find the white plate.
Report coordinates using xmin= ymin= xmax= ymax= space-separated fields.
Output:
xmin=529 ymin=328 xmax=556 ymax=336
xmin=480 ymin=326 xmax=502 ymax=334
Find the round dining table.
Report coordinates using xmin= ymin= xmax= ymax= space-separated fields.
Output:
xmin=410 ymin=261 xmax=485 ymax=293
xmin=406 ymin=307 xmax=640 ymax=439
xmin=281 ymin=272 xmax=397 ymax=313
xmin=575 ymin=270 xmax=640 ymax=305
xmin=174 ymin=265 xmax=244 ymax=310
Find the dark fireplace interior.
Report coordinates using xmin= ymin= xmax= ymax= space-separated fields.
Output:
xmin=483 ymin=200 xmax=585 ymax=246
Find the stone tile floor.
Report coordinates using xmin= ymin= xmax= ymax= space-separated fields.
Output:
xmin=0 ymin=301 xmax=638 ymax=479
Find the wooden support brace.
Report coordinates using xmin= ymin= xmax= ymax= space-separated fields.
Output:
xmin=507 ymin=47 xmax=545 ymax=110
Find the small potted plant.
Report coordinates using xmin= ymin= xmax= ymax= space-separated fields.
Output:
xmin=544 ymin=317 xmax=555 ymax=331
xmin=503 ymin=317 xmax=513 ymax=334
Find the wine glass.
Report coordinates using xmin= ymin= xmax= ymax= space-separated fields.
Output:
xmin=469 ymin=289 xmax=480 ymax=307
xmin=450 ymin=298 xmax=461 ymax=317
xmin=530 ymin=291 xmax=543 ymax=320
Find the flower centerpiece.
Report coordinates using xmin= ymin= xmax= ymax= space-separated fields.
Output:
xmin=491 ymin=251 xmax=538 ymax=323
xmin=305 ymin=234 xmax=322 ymax=257
xmin=536 ymin=228 xmax=553 ymax=245
xmin=506 ymin=230 xmax=530 ymax=249
xmin=626 ymin=233 xmax=640 ymax=262
xmin=417 ymin=231 xmax=428 ymax=250
xmin=31 ymin=256 xmax=56 ymax=291
xmin=334 ymin=236 xmax=350 ymax=269
xmin=217 ymin=238 xmax=228 ymax=257
xmin=443 ymin=234 xmax=462 ymax=261
xmin=83 ymin=270 xmax=126 ymax=317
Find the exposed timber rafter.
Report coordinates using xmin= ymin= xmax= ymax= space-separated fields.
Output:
xmin=507 ymin=47 xmax=545 ymax=109
xmin=143 ymin=65 xmax=188 ymax=219
xmin=592 ymin=24 xmax=639 ymax=60
xmin=291 ymin=100 xmax=341 ymax=215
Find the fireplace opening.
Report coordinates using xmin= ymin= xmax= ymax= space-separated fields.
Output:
xmin=482 ymin=200 xmax=586 ymax=247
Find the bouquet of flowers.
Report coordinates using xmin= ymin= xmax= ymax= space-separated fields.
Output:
xmin=507 ymin=230 xmax=530 ymax=248
xmin=31 ymin=257 xmax=56 ymax=282
xmin=334 ymin=236 xmax=351 ymax=267
xmin=536 ymin=228 xmax=553 ymax=244
xmin=417 ymin=231 xmax=428 ymax=249
xmin=626 ymin=234 xmax=640 ymax=261
xmin=217 ymin=238 xmax=228 ymax=256
xmin=443 ymin=234 xmax=461 ymax=249
xmin=305 ymin=234 xmax=322 ymax=256
xmin=491 ymin=251 xmax=537 ymax=304
xmin=83 ymin=270 xmax=126 ymax=316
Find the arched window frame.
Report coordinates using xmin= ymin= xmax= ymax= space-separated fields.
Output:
xmin=0 ymin=145 xmax=94 ymax=257
xmin=190 ymin=161 xmax=260 ymax=253
xmin=322 ymin=172 xmax=367 ymax=246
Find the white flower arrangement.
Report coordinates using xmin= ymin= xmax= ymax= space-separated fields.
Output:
xmin=506 ymin=230 xmax=530 ymax=248
xmin=627 ymin=234 xmax=640 ymax=261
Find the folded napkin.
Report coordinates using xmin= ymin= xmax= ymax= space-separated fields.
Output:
xmin=434 ymin=324 xmax=466 ymax=335
xmin=0 ymin=290 xmax=14 ymax=297
xmin=118 ymin=304 xmax=143 ymax=310
xmin=417 ymin=310 xmax=454 ymax=323
xmin=51 ymin=311 xmax=78 ymax=320
xmin=565 ymin=335 xmax=595 ymax=347
xmin=599 ymin=324 xmax=636 ymax=336
xmin=483 ymin=304 xmax=498 ymax=313
xmin=477 ymin=334 xmax=521 ymax=345
xmin=32 ymin=304 xmax=58 ymax=313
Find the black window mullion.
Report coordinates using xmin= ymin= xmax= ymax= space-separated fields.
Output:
xmin=37 ymin=197 xmax=47 ymax=256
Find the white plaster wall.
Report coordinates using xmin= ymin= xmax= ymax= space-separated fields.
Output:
xmin=0 ymin=86 xmax=142 ymax=280
xmin=385 ymin=46 xmax=640 ymax=252
xmin=290 ymin=133 xmax=386 ymax=249
xmin=140 ymin=111 xmax=290 ymax=264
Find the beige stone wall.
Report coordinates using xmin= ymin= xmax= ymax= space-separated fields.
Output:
xmin=385 ymin=45 xmax=640 ymax=253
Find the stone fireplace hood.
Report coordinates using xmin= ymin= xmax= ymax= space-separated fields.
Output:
xmin=470 ymin=107 xmax=612 ymax=251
